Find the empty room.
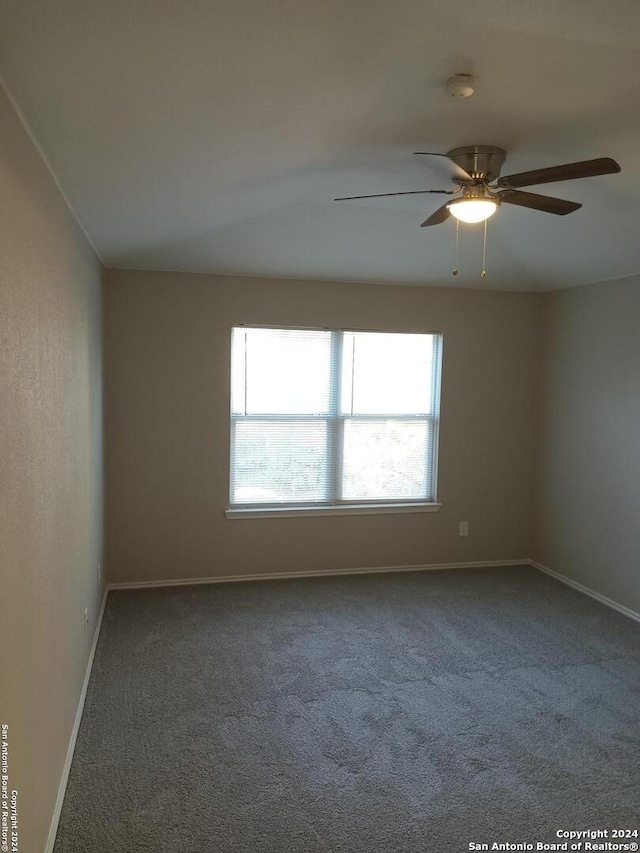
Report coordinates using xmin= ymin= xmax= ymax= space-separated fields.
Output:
xmin=1 ymin=1 xmax=639 ymax=851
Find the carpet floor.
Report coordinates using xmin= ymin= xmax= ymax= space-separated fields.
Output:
xmin=54 ymin=567 xmax=640 ymax=852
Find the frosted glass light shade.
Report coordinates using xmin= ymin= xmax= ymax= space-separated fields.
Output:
xmin=448 ymin=198 xmax=498 ymax=223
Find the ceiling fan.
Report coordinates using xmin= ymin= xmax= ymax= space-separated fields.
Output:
xmin=334 ymin=145 xmax=621 ymax=226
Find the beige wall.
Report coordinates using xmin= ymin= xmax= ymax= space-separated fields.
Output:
xmin=535 ymin=276 xmax=640 ymax=614
xmin=0 ymin=83 xmax=103 ymax=852
xmin=104 ymin=269 xmax=541 ymax=584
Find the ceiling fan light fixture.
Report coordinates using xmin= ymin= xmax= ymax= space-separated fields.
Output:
xmin=447 ymin=197 xmax=499 ymax=223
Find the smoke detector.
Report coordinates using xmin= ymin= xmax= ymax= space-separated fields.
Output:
xmin=445 ymin=74 xmax=475 ymax=98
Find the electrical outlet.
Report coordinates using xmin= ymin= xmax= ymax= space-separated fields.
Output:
xmin=459 ymin=521 xmax=469 ymax=537
xmin=84 ymin=608 xmax=89 ymax=637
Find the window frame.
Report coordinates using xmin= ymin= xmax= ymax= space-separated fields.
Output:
xmin=226 ymin=325 xmax=443 ymax=518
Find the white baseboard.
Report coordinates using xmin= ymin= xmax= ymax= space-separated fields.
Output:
xmin=529 ymin=560 xmax=640 ymax=624
xmin=45 ymin=587 xmax=109 ymax=853
xmin=107 ymin=558 xmax=530 ymax=590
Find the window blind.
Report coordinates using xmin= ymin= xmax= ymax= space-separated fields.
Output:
xmin=230 ymin=327 xmax=441 ymax=508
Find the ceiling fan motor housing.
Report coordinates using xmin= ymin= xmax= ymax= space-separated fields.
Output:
xmin=458 ymin=184 xmax=501 ymax=204
xmin=447 ymin=145 xmax=506 ymax=183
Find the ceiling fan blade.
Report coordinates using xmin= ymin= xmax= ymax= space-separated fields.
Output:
xmin=497 ymin=157 xmax=620 ymax=189
xmin=334 ymin=188 xmax=452 ymax=201
xmin=420 ymin=203 xmax=451 ymax=227
xmin=499 ymin=190 xmax=582 ymax=215
xmin=414 ymin=152 xmax=474 ymax=183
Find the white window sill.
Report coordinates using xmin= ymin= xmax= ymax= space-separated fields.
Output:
xmin=225 ymin=502 xmax=442 ymax=520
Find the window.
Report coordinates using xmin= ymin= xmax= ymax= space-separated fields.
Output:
xmin=228 ymin=326 xmax=442 ymax=516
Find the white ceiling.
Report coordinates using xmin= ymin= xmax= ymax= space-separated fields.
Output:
xmin=1 ymin=0 xmax=640 ymax=290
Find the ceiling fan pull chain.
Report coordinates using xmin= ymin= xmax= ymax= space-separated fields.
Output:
xmin=481 ymin=218 xmax=488 ymax=278
xmin=452 ymin=217 xmax=459 ymax=276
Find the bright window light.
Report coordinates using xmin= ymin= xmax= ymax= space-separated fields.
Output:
xmin=229 ymin=327 xmax=442 ymax=509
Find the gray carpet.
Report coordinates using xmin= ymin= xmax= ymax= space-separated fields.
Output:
xmin=54 ymin=567 xmax=640 ymax=852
